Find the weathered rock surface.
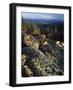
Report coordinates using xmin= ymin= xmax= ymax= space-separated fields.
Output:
xmin=22 ymin=33 xmax=40 ymax=49
xmin=22 ymin=65 xmax=33 ymax=77
xmin=39 ymin=40 xmax=64 ymax=72
xmin=22 ymin=47 xmax=63 ymax=77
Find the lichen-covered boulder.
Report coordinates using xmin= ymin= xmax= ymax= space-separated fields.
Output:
xmin=22 ymin=65 xmax=33 ymax=77
xmin=22 ymin=34 xmax=40 ymax=49
xmin=39 ymin=40 xmax=64 ymax=72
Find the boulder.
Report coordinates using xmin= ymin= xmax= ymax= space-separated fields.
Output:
xmin=21 ymin=54 xmax=27 ymax=66
xmin=23 ymin=34 xmax=40 ymax=49
xmin=22 ymin=65 xmax=33 ymax=77
xmin=39 ymin=40 xmax=64 ymax=72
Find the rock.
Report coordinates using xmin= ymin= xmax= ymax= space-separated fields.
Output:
xmin=22 ymin=47 xmax=63 ymax=76
xmin=33 ymin=34 xmax=46 ymax=44
xmin=39 ymin=40 xmax=64 ymax=72
xmin=42 ymin=41 xmax=48 ymax=45
xmin=22 ymin=65 xmax=33 ymax=77
xmin=46 ymin=67 xmax=52 ymax=73
xmin=40 ymin=70 xmax=48 ymax=76
xmin=23 ymin=34 xmax=40 ymax=49
xmin=21 ymin=54 xmax=27 ymax=66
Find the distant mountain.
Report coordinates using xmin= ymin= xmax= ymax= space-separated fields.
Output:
xmin=22 ymin=18 xmax=64 ymax=26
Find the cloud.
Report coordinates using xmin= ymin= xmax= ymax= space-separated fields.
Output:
xmin=41 ymin=15 xmax=55 ymax=20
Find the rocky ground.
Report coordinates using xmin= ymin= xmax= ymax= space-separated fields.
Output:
xmin=21 ymin=32 xmax=64 ymax=77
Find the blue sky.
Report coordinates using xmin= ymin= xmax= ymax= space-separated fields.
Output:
xmin=22 ymin=12 xmax=64 ymax=21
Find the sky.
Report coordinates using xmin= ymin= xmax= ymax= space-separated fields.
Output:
xmin=22 ymin=12 xmax=64 ymax=21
